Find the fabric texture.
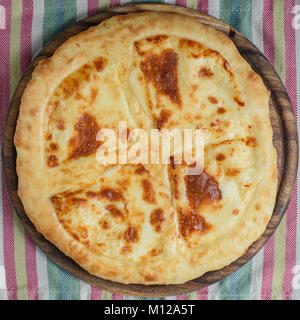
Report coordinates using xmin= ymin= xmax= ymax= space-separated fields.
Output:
xmin=0 ymin=0 xmax=299 ymax=300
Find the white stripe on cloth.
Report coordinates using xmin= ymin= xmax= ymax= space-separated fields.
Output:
xmin=76 ymin=0 xmax=88 ymax=22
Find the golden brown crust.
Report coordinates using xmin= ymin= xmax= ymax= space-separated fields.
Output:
xmin=14 ymin=12 xmax=277 ymax=284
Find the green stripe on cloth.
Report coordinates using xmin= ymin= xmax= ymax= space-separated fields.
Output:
xmin=47 ymin=258 xmax=60 ymax=300
xmin=98 ymin=0 xmax=110 ymax=10
xmin=42 ymin=0 xmax=56 ymax=46
xmin=271 ymin=0 xmax=286 ymax=300
xmin=186 ymin=0 xmax=198 ymax=9
xmin=10 ymin=0 xmax=28 ymax=301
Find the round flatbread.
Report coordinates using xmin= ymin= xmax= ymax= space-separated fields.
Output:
xmin=14 ymin=12 xmax=278 ymax=284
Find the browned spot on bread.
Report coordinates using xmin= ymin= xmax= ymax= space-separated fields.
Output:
xmin=49 ymin=143 xmax=58 ymax=151
xmin=168 ymin=158 xmax=180 ymax=199
xmin=77 ymin=225 xmax=88 ymax=239
xmin=141 ymin=179 xmax=156 ymax=204
xmin=60 ymin=77 xmax=80 ymax=99
xmin=208 ymin=96 xmax=218 ymax=104
xmin=121 ymin=245 xmax=132 ymax=254
xmin=135 ymin=165 xmax=148 ymax=175
xmin=70 ymin=197 xmax=87 ymax=207
xmin=68 ymin=113 xmax=101 ymax=160
xmin=226 ymin=168 xmax=241 ymax=177
xmin=29 ymin=107 xmax=38 ymax=117
xmin=101 ymin=220 xmax=110 ymax=229
xmin=155 ymin=109 xmax=171 ymax=130
xmin=56 ymin=118 xmax=65 ymax=130
xmin=192 ymin=84 xmax=199 ymax=91
xmin=124 ymin=226 xmax=138 ymax=243
xmin=217 ymin=107 xmax=226 ymax=114
xmin=244 ymin=137 xmax=257 ymax=147
xmin=216 ymin=153 xmax=226 ymax=161
xmin=93 ymin=57 xmax=106 ymax=72
xmin=232 ymin=209 xmax=240 ymax=215
xmin=178 ymin=208 xmax=211 ymax=238
xmin=145 ymin=35 xmax=169 ymax=43
xmin=198 ymin=67 xmax=214 ymax=78
xmin=255 ymin=203 xmax=262 ymax=210
xmin=90 ymin=87 xmax=98 ymax=104
xmin=185 ymin=170 xmax=222 ymax=210
xmin=203 ymin=48 xmax=220 ymax=58
xmin=179 ymin=38 xmax=203 ymax=50
xmin=223 ymin=60 xmax=233 ymax=76
xmin=47 ymin=155 xmax=59 ymax=167
xmin=210 ymin=119 xmax=223 ymax=127
xmin=150 ymin=248 xmax=163 ymax=256
xmin=144 ymin=273 xmax=158 ymax=282
xmin=140 ymin=49 xmax=182 ymax=106
xmin=87 ymin=188 xmax=123 ymax=202
xmin=234 ymin=96 xmax=245 ymax=106
xmin=105 ymin=204 xmax=124 ymax=220
xmin=50 ymin=195 xmax=62 ymax=212
xmin=150 ymin=208 xmax=165 ymax=232
xmin=134 ymin=41 xmax=144 ymax=56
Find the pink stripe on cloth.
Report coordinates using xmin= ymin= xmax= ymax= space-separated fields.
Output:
xmin=91 ymin=287 xmax=102 ymax=300
xmin=176 ymin=294 xmax=187 ymax=300
xmin=282 ymin=1 xmax=298 ymax=299
xmin=87 ymin=0 xmax=99 ymax=16
xmin=20 ymin=1 xmax=39 ymax=300
xmin=0 ymin=2 xmax=17 ymax=300
xmin=197 ymin=287 xmax=208 ymax=300
xmin=112 ymin=293 xmax=123 ymax=300
xmin=2 ymin=170 xmax=17 ymax=300
xmin=20 ymin=1 xmax=33 ymax=76
xmin=283 ymin=190 xmax=298 ymax=299
xmin=261 ymin=0 xmax=275 ymax=300
xmin=176 ymin=0 xmax=186 ymax=7
xmin=198 ymin=0 xmax=208 ymax=13
xmin=110 ymin=0 xmax=120 ymax=7
xmin=262 ymin=0 xmax=275 ymax=65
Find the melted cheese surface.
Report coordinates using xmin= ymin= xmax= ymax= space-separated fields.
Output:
xmin=15 ymin=13 xmax=277 ymax=284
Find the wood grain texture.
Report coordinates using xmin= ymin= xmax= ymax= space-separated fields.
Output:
xmin=2 ymin=4 xmax=298 ymax=297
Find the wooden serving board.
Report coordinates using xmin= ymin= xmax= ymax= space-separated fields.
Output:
xmin=2 ymin=4 xmax=298 ymax=297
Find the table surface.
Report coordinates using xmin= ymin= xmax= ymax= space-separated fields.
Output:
xmin=0 ymin=0 xmax=299 ymax=300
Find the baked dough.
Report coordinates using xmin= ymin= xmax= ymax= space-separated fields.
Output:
xmin=14 ymin=12 xmax=278 ymax=284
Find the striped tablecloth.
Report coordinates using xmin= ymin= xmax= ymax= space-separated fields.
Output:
xmin=0 ymin=0 xmax=299 ymax=300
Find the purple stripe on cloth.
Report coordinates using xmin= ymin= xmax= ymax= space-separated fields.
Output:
xmin=2 ymin=170 xmax=17 ymax=300
xmin=176 ymin=0 xmax=186 ymax=7
xmin=282 ymin=0 xmax=298 ymax=300
xmin=197 ymin=287 xmax=208 ymax=300
xmin=91 ymin=286 xmax=102 ymax=300
xmin=261 ymin=0 xmax=275 ymax=300
xmin=198 ymin=0 xmax=208 ymax=12
xmin=112 ymin=293 xmax=123 ymax=300
xmin=176 ymin=294 xmax=187 ymax=300
xmin=87 ymin=0 xmax=99 ymax=16
xmin=110 ymin=0 xmax=120 ymax=7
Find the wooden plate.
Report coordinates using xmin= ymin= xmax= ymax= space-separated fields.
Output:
xmin=2 ymin=4 xmax=298 ymax=297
